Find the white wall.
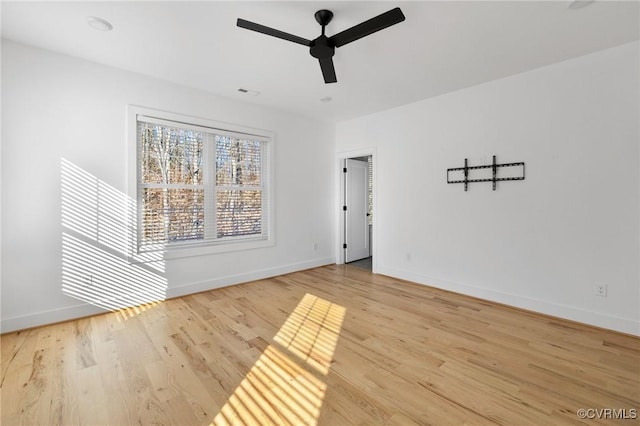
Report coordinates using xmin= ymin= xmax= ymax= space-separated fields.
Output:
xmin=3 ymin=39 xmax=638 ymax=336
xmin=337 ymin=41 xmax=640 ymax=335
xmin=1 ymin=40 xmax=335 ymax=332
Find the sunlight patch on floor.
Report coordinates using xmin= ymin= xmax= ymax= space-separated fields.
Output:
xmin=211 ymin=294 xmax=346 ymax=425
xmin=114 ymin=300 xmax=164 ymax=321
xmin=274 ymin=293 xmax=346 ymax=375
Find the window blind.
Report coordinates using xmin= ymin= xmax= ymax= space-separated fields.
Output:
xmin=136 ymin=116 xmax=269 ymax=252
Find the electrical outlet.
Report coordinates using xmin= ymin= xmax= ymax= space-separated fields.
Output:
xmin=313 ymin=243 xmax=318 ymax=251
xmin=595 ymin=284 xmax=607 ymax=297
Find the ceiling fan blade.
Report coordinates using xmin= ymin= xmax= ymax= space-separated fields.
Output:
xmin=329 ymin=7 xmax=405 ymax=48
xmin=318 ymin=57 xmax=337 ymax=84
xmin=237 ymin=18 xmax=311 ymax=46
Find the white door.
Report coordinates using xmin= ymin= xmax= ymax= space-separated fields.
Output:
xmin=345 ymin=158 xmax=369 ymax=262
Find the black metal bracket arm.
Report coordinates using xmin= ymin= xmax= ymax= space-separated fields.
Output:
xmin=447 ymin=155 xmax=525 ymax=191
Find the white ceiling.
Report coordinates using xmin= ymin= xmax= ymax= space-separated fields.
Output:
xmin=2 ymin=1 xmax=639 ymax=123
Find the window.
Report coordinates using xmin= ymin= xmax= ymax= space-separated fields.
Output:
xmin=129 ymin=107 xmax=272 ymax=256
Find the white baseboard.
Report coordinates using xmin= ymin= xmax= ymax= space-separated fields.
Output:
xmin=0 ymin=257 xmax=334 ymax=334
xmin=1 ymin=303 xmax=108 ymax=334
xmin=164 ymin=257 xmax=334 ymax=299
xmin=377 ymin=265 xmax=640 ymax=337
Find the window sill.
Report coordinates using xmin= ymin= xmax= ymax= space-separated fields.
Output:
xmin=165 ymin=237 xmax=274 ymax=260
xmin=129 ymin=237 xmax=275 ymax=263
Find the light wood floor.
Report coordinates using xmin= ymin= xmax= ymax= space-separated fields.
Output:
xmin=2 ymin=265 xmax=639 ymax=425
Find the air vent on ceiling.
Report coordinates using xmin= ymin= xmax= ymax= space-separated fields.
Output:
xmin=238 ymin=88 xmax=260 ymax=96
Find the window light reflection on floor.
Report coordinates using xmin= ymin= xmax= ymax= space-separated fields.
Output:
xmin=211 ymin=294 xmax=346 ymax=425
xmin=274 ymin=293 xmax=346 ymax=375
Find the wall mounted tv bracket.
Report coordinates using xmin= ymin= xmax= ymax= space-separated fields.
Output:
xmin=447 ymin=155 xmax=525 ymax=191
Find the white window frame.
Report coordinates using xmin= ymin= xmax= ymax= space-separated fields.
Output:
xmin=127 ymin=105 xmax=275 ymax=260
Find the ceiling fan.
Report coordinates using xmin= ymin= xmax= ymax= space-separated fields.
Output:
xmin=237 ymin=7 xmax=405 ymax=84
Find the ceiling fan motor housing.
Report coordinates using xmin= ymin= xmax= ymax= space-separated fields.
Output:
xmin=310 ymin=35 xmax=335 ymax=59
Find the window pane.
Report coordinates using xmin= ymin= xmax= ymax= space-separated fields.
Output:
xmin=217 ymin=190 xmax=262 ymax=238
xmin=139 ymin=122 xmax=203 ymax=185
xmin=215 ymin=136 xmax=261 ymax=187
xmin=141 ymin=188 xmax=204 ymax=244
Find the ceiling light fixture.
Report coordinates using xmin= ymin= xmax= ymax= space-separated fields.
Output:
xmin=568 ymin=0 xmax=595 ymax=9
xmin=87 ymin=16 xmax=113 ymax=31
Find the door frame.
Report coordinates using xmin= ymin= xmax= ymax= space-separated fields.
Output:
xmin=345 ymin=158 xmax=370 ymax=263
xmin=336 ymin=148 xmax=377 ymax=272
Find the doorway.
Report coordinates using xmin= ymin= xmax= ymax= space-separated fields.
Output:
xmin=343 ymin=155 xmax=373 ymax=271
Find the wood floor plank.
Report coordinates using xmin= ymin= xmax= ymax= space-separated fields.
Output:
xmin=48 ymin=323 xmax=79 ymax=426
xmin=2 ymin=265 xmax=639 ymax=425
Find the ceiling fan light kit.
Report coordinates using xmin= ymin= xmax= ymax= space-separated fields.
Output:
xmin=237 ymin=7 xmax=405 ymax=84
